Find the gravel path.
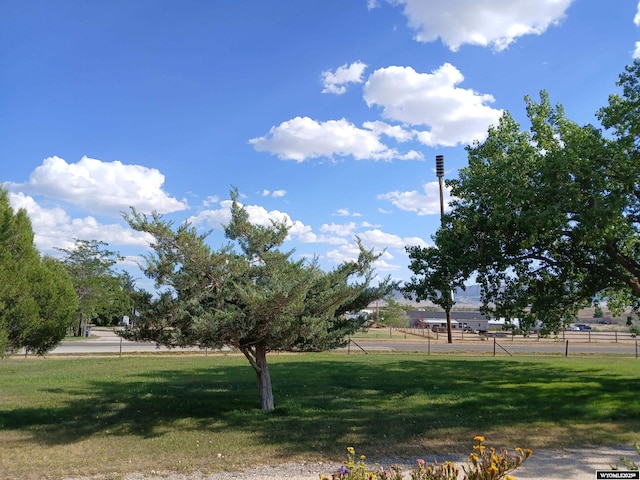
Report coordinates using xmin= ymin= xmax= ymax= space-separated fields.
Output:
xmin=60 ymin=446 xmax=638 ymax=480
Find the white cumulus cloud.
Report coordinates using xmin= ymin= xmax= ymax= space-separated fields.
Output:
xmin=404 ymin=236 xmax=429 ymax=249
xmin=321 ymin=61 xmax=368 ymax=94
xmin=326 ymin=243 xmax=364 ymax=265
xmin=364 ymin=63 xmax=503 ymax=147
xmin=362 ymin=121 xmax=415 ymax=142
xmin=377 ymin=181 xmax=452 ymax=215
xmin=333 ymin=208 xmax=362 ymax=217
xmin=357 ymin=229 xmax=406 ymax=249
xmin=8 ymin=191 xmax=152 ymax=254
xmin=261 ymin=189 xmax=287 ymax=198
xmin=7 ymin=156 xmax=187 ymax=216
xmin=324 ymin=231 xmax=421 ymax=272
xmin=320 ymin=222 xmax=358 ymax=237
xmin=252 ymin=58 xmax=502 ymax=160
xmin=387 ymin=0 xmax=573 ymax=51
xmin=189 ymin=197 xmax=422 ymax=273
xmin=189 ymin=199 xmax=321 ymax=244
xmin=249 ymin=117 xmax=421 ymax=162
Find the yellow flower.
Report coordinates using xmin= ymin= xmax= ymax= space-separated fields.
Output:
xmin=473 ymin=444 xmax=486 ymax=453
xmin=505 ymin=476 xmax=516 ymax=480
xmin=488 ymin=463 xmax=498 ymax=475
xmin=319 ymin=475 xmax=329 ymax=480
xmin=347 ymin=446 xmax=355 ymax=455
xmin=474 ymin=435 xmax=485 ymax=442
xmin=469 ymin=453 xmax=478 ymax=463
xmin=360 ymin=454 xmax=366 ymax=460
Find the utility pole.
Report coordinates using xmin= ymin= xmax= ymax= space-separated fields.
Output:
xmin=436 ymin=155 xmax=453 ymax=344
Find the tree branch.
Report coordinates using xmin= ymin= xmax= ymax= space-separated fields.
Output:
xmin=240 ymin=346 xmax=261 ymax=373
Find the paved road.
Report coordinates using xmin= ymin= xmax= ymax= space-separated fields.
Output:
xmin=51 ymin=329 xmax=639 ymax=356
xmin=50 ymin=329 xmax=210 ymax=354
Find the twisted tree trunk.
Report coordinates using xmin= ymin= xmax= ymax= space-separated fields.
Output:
xmin=241 ymin=344 xmax=274 ymax=411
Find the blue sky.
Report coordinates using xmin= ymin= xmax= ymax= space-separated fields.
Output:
xmin=2 ymin=0 xmax=640 ymax=291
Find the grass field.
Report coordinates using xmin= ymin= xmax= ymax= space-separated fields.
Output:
xmin=0 ymin=353 xmax=639 ymax=479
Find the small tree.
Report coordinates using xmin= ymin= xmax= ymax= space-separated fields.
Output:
xmin=593 ymin=303 xmax=604 ymax=318
xmin=404 ymin=240 xmax=465 ymax=342
xmin=123 ymin=189 xmax=395 ymax=411
xmin=377 ymin=298 xmax=410 ymax=327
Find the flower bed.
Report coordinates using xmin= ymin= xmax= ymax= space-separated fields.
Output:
xmin=323 ymin=436 xmax=533 ymax=480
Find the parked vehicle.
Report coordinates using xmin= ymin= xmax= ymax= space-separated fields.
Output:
xmin=575 ymin=324 xmax=592 ymax=331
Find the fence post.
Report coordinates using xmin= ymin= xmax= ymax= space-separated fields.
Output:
xmin=493 ymin=337 xmax=496 ymax=356
xmin=615 ymin=331 xmax=618 ymax=343
xmin=565 ymin=340 xmax=569 ymax=357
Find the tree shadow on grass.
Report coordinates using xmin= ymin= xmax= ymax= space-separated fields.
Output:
xmin=265 ymin=357 xmax=640 ymax=457
xmin=1 ymin=356 xmax=639 ymax=458
xmin=0 ymin=363 xmax=258 ymax=441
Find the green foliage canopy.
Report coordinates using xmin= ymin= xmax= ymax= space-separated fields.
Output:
xmin=123 ymin=188 xmax=395 ymax=410
xmin=405 ymin=62 xmax=640 ymax=332
xmin=376 ymin=298 xmax=410 ymax=327
xmin=0 ymin=188 xmax=77 ymax=355
xmin=58 ymin=239 xmax=132 ymax=335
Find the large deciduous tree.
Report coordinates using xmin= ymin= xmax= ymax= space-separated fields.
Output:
xmin=406 ymin=62 xmax=640 ymax=333
xmin=0 ymin=188 xmax=77 ymax=355
xmin=123 ymin=189 xmax=395 ymax=411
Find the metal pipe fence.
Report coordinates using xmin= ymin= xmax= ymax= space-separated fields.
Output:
xmin=394 ymin=327 xmax=637 ymax=343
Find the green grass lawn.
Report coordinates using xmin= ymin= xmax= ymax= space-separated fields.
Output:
xmin=0 ymin=353 xmax=639 ymax=479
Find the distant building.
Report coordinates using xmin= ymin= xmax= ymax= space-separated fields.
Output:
xmin=406 ymin=311 xmax=489 ymax=332
xmin=488 ymin=317 xmax=542 ymax=332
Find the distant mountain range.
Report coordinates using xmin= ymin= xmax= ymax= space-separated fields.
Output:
xmin=390 ymin=286 xmax=618 ymax=320
xmin=391 ymin=285 xmax=483 ymax=308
